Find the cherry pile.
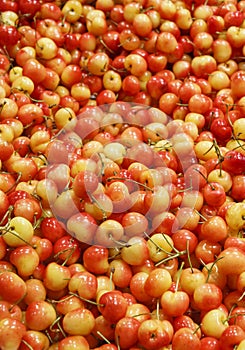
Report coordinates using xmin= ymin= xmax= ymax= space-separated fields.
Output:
xmin=0 ymin=0 xmax=245 ymax=349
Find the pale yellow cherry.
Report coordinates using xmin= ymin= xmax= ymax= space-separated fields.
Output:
xmin=2 ymin=216 xmax=34 ymax=247
xmin=9 ymin=66 xmax=23 ymax=83
xmin=194 ymin=140 xmax=218 ymax=161
xmin=226 ymin=202 xmax=245 ymax=232
xmin=201 ymin=309 xmax=228 ymax=339
xmin=11 ymin=76 xmax=34 ymax=95
xmin=147 ymin=233 xmax=173 ymax=263
xmin=62 ymin=0 xmax=83 ymax=23
xmin=1 ymin=11 xmax=19 ymax=25
xmin=226 ymin=138 xmax=245 ymax=156
xmin=207 ymin=169 xmax=233 ymax=193
xmin=54 ymin=107 xmax=76 ymax=131
xmin=35 ymin=38 xmax=58 ymax=60
xmin=233 ymin=118 xmax=245 ymax=140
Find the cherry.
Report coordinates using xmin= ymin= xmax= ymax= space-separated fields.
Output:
xmin=98 ymin=291 xmax=128 ymax=323
xmin=19 ymin=0 xmax=42 ymax=18
xmin=0 ymin=0 xmax=19 ymax=12
xmin=40 ymin=217 xmax=66 ymax=243
xmin=0 ymin=25 xmax=20 ymax=47
xmin=222 ymin=150 xmax=245 ymax=175
xmin=210 ymin=118 xmax=232 ymax=143
xmin=203 ymin=182 xmax=226 ymax=207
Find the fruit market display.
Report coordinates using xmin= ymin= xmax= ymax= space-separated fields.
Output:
xmin=0 ymin=0 xmax=245 ymax=349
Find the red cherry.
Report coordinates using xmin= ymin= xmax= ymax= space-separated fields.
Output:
xmin=0 ymin=25 xmax=20 ymax=46
xmin=203 ymin=182 xmax=226 ymax=207
xmin=210 ymin=118 xmax=232 ymax=143
xmin=98 ymin=291 xmax=128 ymax=323
xmin=19 ymin=0 xmax=41 ymax=18
xmin=40 ymin=217 xmax=66 ymax=243
xmin=222 ymin=150 xmax=245 ymax=175
xmin=0 ymin=0 xmax=19 ymax=12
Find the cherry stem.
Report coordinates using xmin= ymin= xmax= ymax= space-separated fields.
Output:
xmin=227 ymin=309 xmax=245 ymax=323
xmin=238 ymin=290 xmax=245 ymax=302
xmin=50 ymin=125 xmax=66 ymax=141
xmin=186 ymin=240 xmax=193 ymax=274
xmin=31 ymin=214 xmax=39 ymax=230
xmin=23 ymin=121 xmax=35 ymax=129
xmin=115 ymin=333 xmax=121 ymax=350
xmin=44 ymin=330 xmax=53 ymax=344
xmin=156 ymin=298 xmax=160 ymax=320
xmin=109 ymin=64 xmax=127 ymax=74
xmin=47 ymin=294 xmax=75 ymax=304
xmin=54 ymin=246 xmax=76 ymax=266
xmin=0 ymin=206 xmax=13 ymax=226
xmin=141 ymin=5 xmax=154 ymax=12
xmin=44 ymin=115 xmax=56 ymax=130
xmin=152 ymin=141 xmax=172 ymax=152
xmin=106 ymin=176 xmax=154 ymax=192
xmin=9 ymin=291 xmax=27 ymax=309
xmin=50 ymin=315 xmax=62 ymax=333
xmin=96 ymin=331 xmax=111 ymax=344
xmin=195 ymin=209 xmax=207 ymax=222
xmin=193 ymin=324 xmax=201 ymax=336
xmin=26 ymin=93 xmax=44 ymax=103
xmin=50 ymin=315 xmax=66 ymax=339
xmin=193 ymin=168 xmax=208 ymax=184
xmin=232 ymin=137 xmax=245 ymax=152
xmin=202 ymin=139 xmax=216 ymax=156
xmin=1 ymin=46 xmax=13 ymax=64
xmin=143 ymin=231 xmax=170 ymax=254
xmin=21 ymin=339 xmax=34 ymax=350
xmin=108 ymin=247 xmax=121 ymax=260
xmin=178 ymin=185 xmax=194 ymax=193
xmin=32 ymin=197 xmax=53 ymax=224
xmin=0 ymin=226 xmax=34 ymax=247
xmin=88 ymin=192 xmax=108 ymax=221
xmin=175 ymin=261 xmax=185 ymax=292
xmin=109 ymin=266 xmax=115 ymax=291
xmin=97 ymin=152 xmax=106 ymax=176
xmin=63 ymin=246 xmax=76 ymax=266
xmin=224 ymin=303 xmax=239 ymax=326
xmin=60 ymin=12 xmax=72 ymax=31
xmin=5 ymin=171 xmax=22 ymax=194
xmin=0 ymin=101 xmax=7 ymax=113
xmin=226 ymin=111 xmax=233 ymax=129
xmin=155 ymin=252 xmax=185 ymax=267
xmin=238 ymin=229 xmax=244 ymax=238
xmin=161 ymin=232 xmax=180 ymax=254
xmin=132 ymin=312 xmax=151 ymax=318
xmin=31 ymin=154 xmax=48 ymax=165
xmin=144 ymin=231 xmax=181 ymax=259
xmin=193 ymin=167 xmax=216 ymax=190
xmin=68 ymin=292 xmax=104 ymax=307
xmin=176 ymin=102 xmax=188 ymax=107
xmin=201 ymin=256 xmax=224 ymax=283
xmin=213 ymin=139 xmax=225 ymax=176
xmin=108 ymin=234 xmax=128 ymax=247
xmin=99 ymin=37 xmax=115 ymax=55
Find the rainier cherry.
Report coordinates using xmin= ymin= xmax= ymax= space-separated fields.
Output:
xmin=115 ymin=316 xmax=140 ymax=349
xmin=0 ymin=318 xmax=26 ymax=350
xmin=25 ymin=300 xmax=57 ymax=331
xmin=138 ymin=319 xmax=173 ymax=350
xmin=98 ymin=290 xmax=128 ymax=323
